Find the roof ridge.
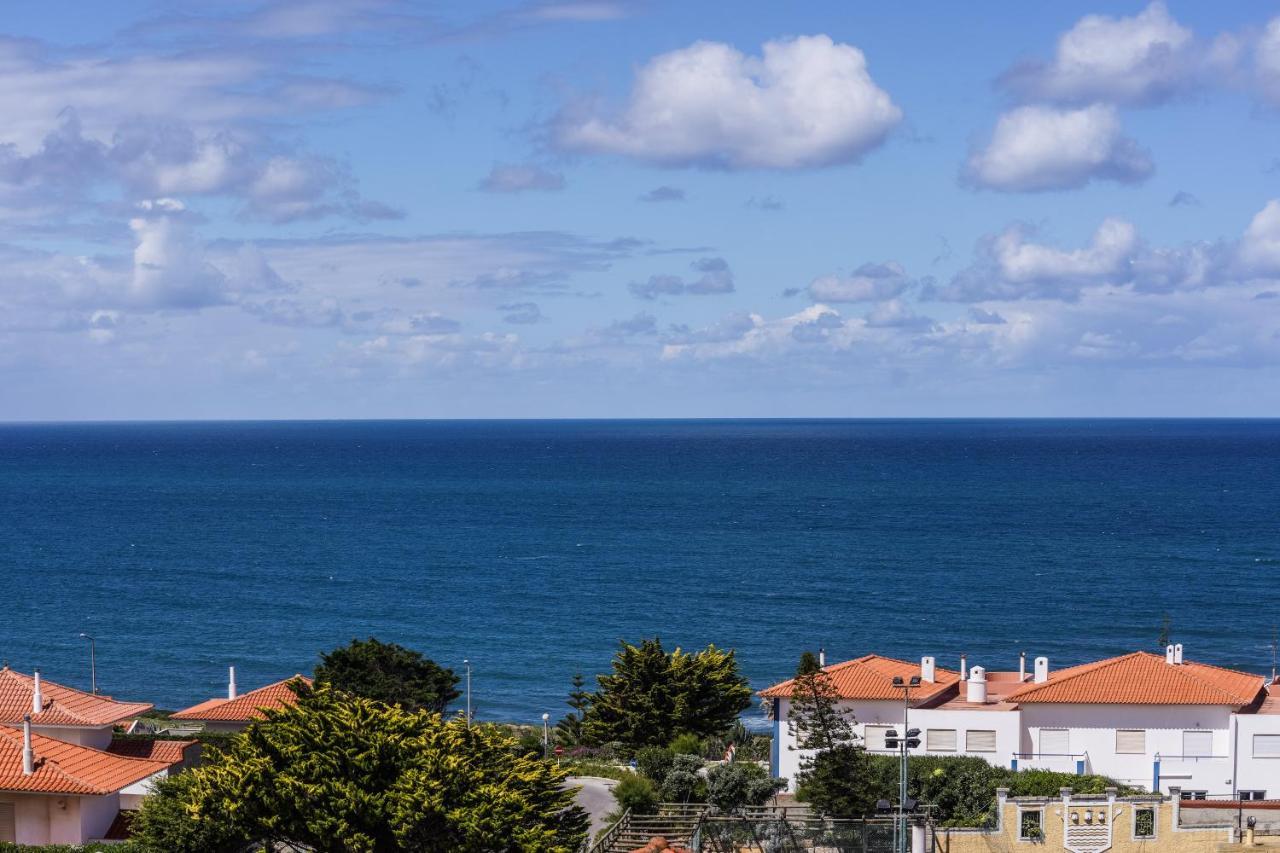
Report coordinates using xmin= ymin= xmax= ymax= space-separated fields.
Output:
xmin=1006 ymin=652 xmax=1137 ymax=698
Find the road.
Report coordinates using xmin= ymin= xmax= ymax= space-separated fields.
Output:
xmin=567 ymin=775 xmax=619 ymax=841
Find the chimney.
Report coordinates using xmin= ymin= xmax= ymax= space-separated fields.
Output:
xmin=967 ymin=666 xmax=988 ymax=704
xmin=22 ymin=715 xmax=34 ymax=775
xmin=228 ymin=666 xmax=238 ymax=700
xmin=818 ymin=648 xmax=825 ymax=668
xmin=921 ymin=656 xmax=936 ymax=683
xmin=1173 ymin=643 xmax=1183 ymax=665
xmin=31 ymin=669 xmax=42 ymax=715
xmin=1019 ymin=652 xmax=1027 ymax=682
xmin=1165 ymin=644 xmax=1175 ymax=665
xmin=1034 ymin=656 xmax=1049 ymax=683
xmin=960 ymin=654 xmax=968 ymax=680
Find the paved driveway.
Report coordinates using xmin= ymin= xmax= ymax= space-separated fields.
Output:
xmin=567 ymin=775 xmax=619 ymax=840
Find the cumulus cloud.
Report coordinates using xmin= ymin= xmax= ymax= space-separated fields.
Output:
xmin=555 ymin=35 xmax=902 ymax=169
xmin=965 ymin=105 xmax=1153 ymax=192
xmin=807 ymin=261 xmax=916 ymax=303
xmin=998 ymin=2 xmax=1204 ymax=105
xmin=1237 ymin=200 xmax=1280 ymax=275
xmin=127 ymin=202 xmax=229 ymax=309
xmin=629 ymin=257 xmax=734 ymax=299
xmin=478 ymin=163 xmax=566 ymax=193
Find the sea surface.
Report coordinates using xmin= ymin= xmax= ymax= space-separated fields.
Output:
xmin=1 ymin=419 xmax=1277 ymax=724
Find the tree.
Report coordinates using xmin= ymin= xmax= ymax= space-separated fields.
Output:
xmin=788 ymin=650 xmax=857 ymax=755
xmin=315 ymin=637 xmax=460 ymax=713
xmin=131 ymin=686 xmax=588 ymax=853
xmin=798 ymin=744 xmax=887 ymax=819
xmin=610 ymin=774 xmax=659 ymax=816
xmin=658 ymin=754 xmax=704 ymax=803
xmin=555 ymin=672 xmax=591 ymax=745
xmin=581 ymin=638 xmax=751 ymax=748
xmin=706 ymin=762 xmax=787 ymax=814
xmin=1157 ymin=613 xmax=1171 ymax=650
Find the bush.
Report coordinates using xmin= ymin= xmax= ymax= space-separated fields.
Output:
xmin=659 ymin=754 xmax=705 ymax=802
xmin=669 ymin=732 xmax=702 ymax=757
xmin=636 ymin=745 xmax=675 ymax=783
xmin=706 ymin=762 xmax=787 ymax=814
xmin=612 ymin=773 xmax=660 ymax=815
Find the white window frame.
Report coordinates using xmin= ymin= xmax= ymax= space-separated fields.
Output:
xmin=1040 ymin=728 xmax=1069 ymax=755
xmin=1254 ymin=734 xmax=1280 ymax=758
xmin=966 ymin=729 xmax=997 ymax=753
xmin=1018 ymin=808 xmax=1044 ymax=842
xmin=1238 ymin=790 xmax=1267 ymax=801
xmin=1179 ymin=790 xmax=1207 ymax=801
xmin=1116 ymin=729 xmax=1146 ymax=754
xmin=927 ymin=728 xmax=957 ymax=752
xmin=1131 ymin=805 xmax=1157 ymax=840
xmin=863 ymin=725 xmax=891 ymax=753
xmin=1182 ymin=730 xmax=1213 ymax=758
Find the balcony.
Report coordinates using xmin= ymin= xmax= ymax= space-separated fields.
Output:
xmin=1154 ymin=753 xmax=1232 ymax=791
xmin=1012 ymin=752 xmax=1091 ymax=774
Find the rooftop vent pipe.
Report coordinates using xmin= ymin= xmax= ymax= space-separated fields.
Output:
xmin=228 ymin=666 xmax=238 ymax=700
xmin=1019 ymin=652 xmax=1027 ymax=682
xmin=960 ymin=654 xmax=968 ymax=680
xmin=31 ymin=670 xmax=42 ymax=715
xmin=967 ymin=666 xmax=987 ymax=704
xmin=1166 ymin=644 xmax=1176 ymax=665
xmin=22 ymin=715 xmax=34 ymax=775
xmin=818 ymin=648 xmax=825 ymax=668
xmin=921 ymin=656 xmax=936 ymax=683
xmin=1173 ymin=644 xmax=1183 ymax=665
xmin=1034 ymin=656 xmax=1049 ymax=684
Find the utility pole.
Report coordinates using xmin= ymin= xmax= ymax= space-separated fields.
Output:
xmin=463 ymin=659 xmax=472 ymax=727
xmin=78 ymin=634 xmax=96 ymax=695
xmin=886 ymin=676 xmax=921 ymax=853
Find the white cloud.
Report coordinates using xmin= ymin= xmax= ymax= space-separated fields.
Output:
xmin=629 ymin=257 xmax=734 ymax=299
xmin=128 ymin=207 xmax=229 ymax=310
xmin=807 ymin=261 xmax=914 ymax=303
xmin=478 ymin=163 xmax=566 ymax=193
xmin=999 ymin=2 xmax=1201 ymax=105
xmin=965 ymin=105 xmax=1152 ymax=192
xmin=1257 ymin=19 xmax=1280 ymax=105
xmin=1237 ymin=199 xmax=1280 ymax=275
xmin=556 ymin=34 xmax=902 ymax=169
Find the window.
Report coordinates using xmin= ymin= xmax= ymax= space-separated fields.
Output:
xmin=1179 ymin=790 xmax=1207 ymax=801
xmin=1019 ymin=809 xmax=1043 ymax=841
xmin=967 ymin=729 xmax=997 ymax=753
xmin=1239 ymin=790 xmax=1267 ymax=801
xmin=1116 ymin=729 xmax=1146 ymax=754
xmin=1255 ymin=734 xmax=1280 ymax=758
xmin=864 ymin=725 xmax=890 ymax=752
xmin=1133 ymin=807 xmax=1155 ymax=838
xmin=1182 ymin=730 xmax=1213 ymax=757
xmin=1040 ymin=728 xmax=1069 ymax=755
xmin=927 ymin=728 xmax=957 ymax=752
xmin=0 ymin=802 xmax=12 ymax=844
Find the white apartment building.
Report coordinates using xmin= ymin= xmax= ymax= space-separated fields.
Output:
xmin=761 ymin=645 xmax=1280 ymax=799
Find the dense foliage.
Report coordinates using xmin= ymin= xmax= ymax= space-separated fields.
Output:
xmin=314 ymin=637 xmax=460 ymax=713
xmin=582 ymin=638 xmax=752 ymax=748
xmin=787 ymin=650 xmax=857 ymax=755
xmin=799 ymin=751 xmax=1137 ymax=827
xmin=555 ymin=672 xmax=592 ymax=745
xmin=611 ymin=773 xmax=660 ymax=815
xmin=705 ymin=762 xmax=787 ymax=814
xmin=131 ymin=686 xmax=588 ymax=852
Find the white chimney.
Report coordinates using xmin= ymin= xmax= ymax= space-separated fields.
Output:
xmin=967 ymin=666 xmax=988 ymax=704
xmin=1034 ymin=656 xmax=1049 ymax=684
xmin=960 ymin=654 xmax=968 ymax=680
xmin=1165 ymin=644 xmax=1176 ymax=665
xmin=31 ymin=670 xmax=42 ymax=715
xmin=228 ymin=666 xmax=238 ymax=700
xmin=921 ymin=656 xmax=936 ymax=683
xmin=22 ymin=715 xmax=34 ymax=775
xmin=1019 ymin=652 xmax=1027 ymax=682
xmin=818 ymin=648 xmax=825 ymax=668
xmin=1173 ymin=644 xmax=1184 ymax=665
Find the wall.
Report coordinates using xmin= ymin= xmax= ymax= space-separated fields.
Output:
xmin=1233 ymin=710 xmax=1280 ymax=796
xmin=30 ymin=725 xmax=113 ymax=750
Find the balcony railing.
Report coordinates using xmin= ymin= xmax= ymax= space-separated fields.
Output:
xmin=1012 ymin=752 xmax=1091 ymax=774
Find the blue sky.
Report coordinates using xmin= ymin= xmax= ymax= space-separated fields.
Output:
xmin=3 ymin=0 xmax=1280 ymax=418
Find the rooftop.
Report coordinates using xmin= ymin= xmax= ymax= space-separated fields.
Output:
xmin=170 ymin=675 xmax=312 ymax=722
xmin=759 ymin=655 xmax=959 ymax=703
xmin=0 ymin=667 xmax=152 ymax=728
xmin=1005 ymin=651 xmax=1265 ymax=706
xmin=0 ymin=726 xmax=170 ymax=796
xmin=105 ymin=737 xmax=198 ymax=764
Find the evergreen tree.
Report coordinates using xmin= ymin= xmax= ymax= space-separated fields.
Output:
xmin=1157 ymin=613 xmax=1171 ymax=650
xmin=555 ymin=672 xmax=591 ymax=745
xmin=315 ymin=637 xmax=460 ymax=714
xmin=581 ymin=638 xmax=751 ymax=748
xmin=788 ymin=650 xmax=857 ymax=755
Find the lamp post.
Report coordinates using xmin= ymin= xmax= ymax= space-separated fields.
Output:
xmin=78 ymin=634 xmax=96 ymax=695
xmin=886 ymin=675 xmax=922 ymax=853
xmin=541 ymin=713 xmax=550 ymax=759
xmin=463 ymin=659 xmax=472 ymax=728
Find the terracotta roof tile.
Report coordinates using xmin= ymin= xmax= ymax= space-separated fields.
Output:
xmin=0 ymin=726 xmax=169 ymax=795
xmin=1006 ymin=652 xmax=1264 ymax=706
xmin=0 ymin=668 xmax=152 ymax=727
xmin=170 ymin=675 xmax=312 ymax=722
xmin=106 ymin=737 xmax=197 ymax=765
xmin=759 ymin=655 xmax=959 ymax=703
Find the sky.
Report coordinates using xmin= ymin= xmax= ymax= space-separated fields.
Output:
xmin=3 ymin=0 xmax=1280 ymax=419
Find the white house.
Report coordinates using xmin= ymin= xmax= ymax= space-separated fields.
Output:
xmin=762 ymin=645 xmax=1280 ymax=799
xmin=171 ymin=667 xmax=312 ymax=732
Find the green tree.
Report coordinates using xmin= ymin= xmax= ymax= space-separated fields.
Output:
xmin=658 ymin=754 xmax=704 ymax=802
xmin=315 ymin=637 xmax=460 ymax=713
xmin=788 ymin=650 xmax=857 ymax=755
xmin=610 ymin=774 xmax=659 ymax=815
xmin=797 ymin=744 xmax=889 ymax=818
xmin=555 ymin=672 xmax=591 ymax=745
xmin=581 ymin=638 xmax=751 ymax=748
xmin=131 ymin=686 xmax=588 ymax=853
xmin=706 ymin=762 xmax=787 ymax=814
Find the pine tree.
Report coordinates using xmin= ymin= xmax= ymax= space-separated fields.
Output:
xmin=555 ymin=673 xmax=591 ymax=745
xmin=1157 ymin=613 xmax=1171 ymax=650
xmin=788 ymin=650 xmax=857 ymax=756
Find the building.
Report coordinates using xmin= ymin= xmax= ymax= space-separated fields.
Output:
xmin=170 ymin=667 xmax=312 ymax=732
xmin=0 ymin=666 xmax=152 ymax=749
xmin=761 ymin=644 xmax=1280 ymax=798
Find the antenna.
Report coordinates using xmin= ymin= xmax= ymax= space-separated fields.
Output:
xmin=1271 ymin=626 xmax=1278 ymax=685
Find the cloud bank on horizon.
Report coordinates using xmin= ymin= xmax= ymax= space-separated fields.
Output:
xmin=2 ymin=0 xmax=1280 ymax=418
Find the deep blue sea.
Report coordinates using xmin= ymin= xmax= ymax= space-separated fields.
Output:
xmin=1 ymin=420 xmax=1278 ymax=725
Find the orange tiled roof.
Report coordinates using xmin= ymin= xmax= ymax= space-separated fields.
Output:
xmin=0 ymin=726 xmax=169 ymax=795
xmin=0 ymin=667 xmax=152 ymax=727
xmin=170 ymin=675 xmax=312 ymax=722
xmin=759 ymin=655 xmax=959 ymax=702
xmin=106 ymin=737 xmax=197 ymax=764
xmin=1006 ymin=652 xmax=1265 ymax=706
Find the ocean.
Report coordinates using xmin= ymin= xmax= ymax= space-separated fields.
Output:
xmin=1 ymin=419 xmax=1277 ymax=725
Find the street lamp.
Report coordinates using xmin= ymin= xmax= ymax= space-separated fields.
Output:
xmin=78 ymin=634 xmax=96 ymax=695
xmin=541 ymin=713 xmax=550 ymax=758
xmin=463 ymin=660 xmax=472 ymax=728
xmin=885 ymin=675 xmax=922 ymax=853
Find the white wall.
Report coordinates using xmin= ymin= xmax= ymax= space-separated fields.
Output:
xmin=1233 ymin=711 xmax=1280 ymax=796
xmin=31 ymin=725 xmax=114 ymax=750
